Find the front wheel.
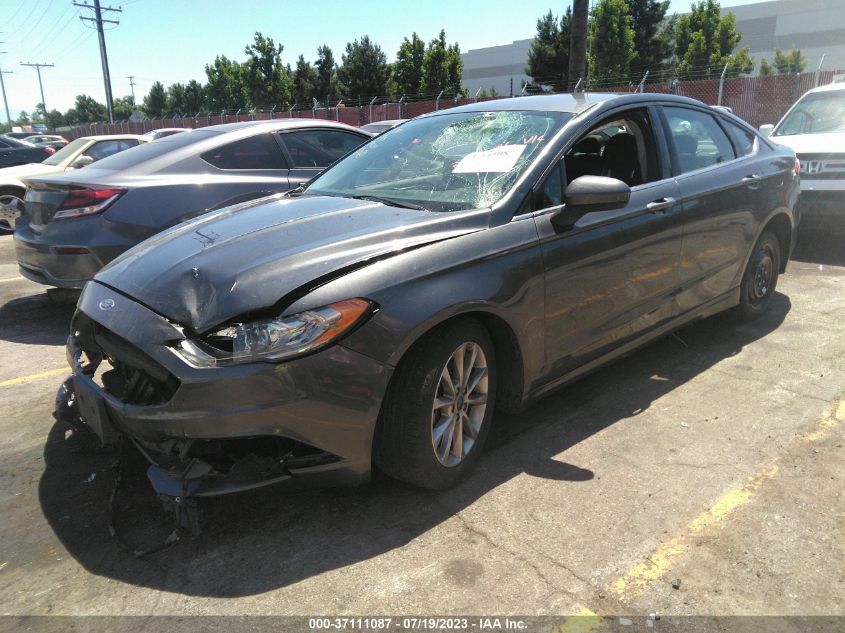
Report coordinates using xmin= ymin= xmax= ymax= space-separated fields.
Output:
xmin=737 ymin=231 xmax=781 ymax=321
xmin=374 ymin=318 xmax=497 ymax=489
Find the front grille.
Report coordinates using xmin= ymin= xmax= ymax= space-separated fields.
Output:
xmin=72 ymin=313 xmax=180 ymax=406
xmin=797 ymin=154 xmax=845 ymax=180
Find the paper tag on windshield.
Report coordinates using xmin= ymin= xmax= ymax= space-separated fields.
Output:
xmin=452 ymin=144 xmax=526 ymax=173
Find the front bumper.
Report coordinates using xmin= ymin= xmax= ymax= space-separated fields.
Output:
xmin=67 ymin=281 xmax=393 ymax=497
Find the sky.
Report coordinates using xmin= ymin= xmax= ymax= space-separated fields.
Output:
xmin=0 ymin=0 xmax=765 ymax=121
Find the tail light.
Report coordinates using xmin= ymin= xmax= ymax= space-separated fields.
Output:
xmin=794 ymin=157 xmax=800 ymax=176
xmin=43 ymin=147 xmax=56 ymax=155
xmin=53 ymin=186 xmax=127 ymax=220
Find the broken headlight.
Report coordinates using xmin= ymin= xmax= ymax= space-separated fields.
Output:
xmin=171 ymin=298 xmax=374 ymax=368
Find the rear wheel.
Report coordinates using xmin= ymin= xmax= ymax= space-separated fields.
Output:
xmin=0 ymin=188 xmax=25 ymax=233
xmin=737 ymin=231 xmax=780 ymax=321
xmin=374 ymin=318 xmax=497 ymax=489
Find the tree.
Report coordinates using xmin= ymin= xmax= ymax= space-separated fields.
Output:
xmin=293 ymin=55 xmax=318 ymax=106
xmin=143 ymin=81 xmax=167 ymax=116
xmin=205 ymin=55 xmax=249 ymax=111
xmin=166 ymin=82 xmax=187 ymax=114
xmin=589 ymin=0 xmax=636 ymax=84
xmin=184 ymin=79 xmax=205 ymax=114
xmin=66 ymin=95 xmax=107 ymax=123
xmin=526 ymin=9 xmax=571 ymax=90
xmin=773 ymin=47 xmax=807 ymax=74
xmin=113 ymin=96 xmax=136 ymax=120
xmin=420 ymin=30 xmax=463 ymax=96
xmin=243 ymin=32 xmax=293 ymax=108
xmin=759 ymin=57 xmax=774 ymax=76
xmin=628 ymin=0 xmax=671 ymax=73
xmin=315 ymin=45 xmax=342 ymax=104
xmin=16 ymin=111 xmax=30 ymax=125
xmin=338 ymin=35 xmax=390 ymax=101
xmin=391 ymin=32 xmax=426 ymax=97
xmin=674 ymin=1 xmax=753 ymax=79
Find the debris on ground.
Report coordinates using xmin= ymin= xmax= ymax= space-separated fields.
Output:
xmin=672 ymin=578 xmax=681 ymax=589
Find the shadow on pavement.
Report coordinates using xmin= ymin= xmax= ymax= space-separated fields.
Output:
xmin=38 ymin=293 xmax=790 ymax=597
xmin=0 ymin=292 xmax=75 ymax=346
xmin=792 ymin=223 xmax=845 ymax=268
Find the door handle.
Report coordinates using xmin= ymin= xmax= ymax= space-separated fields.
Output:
xmin=646 ymin=197 xmax=676 ymax=213
xmin=742 ymin=174 xmax=762 ymax=188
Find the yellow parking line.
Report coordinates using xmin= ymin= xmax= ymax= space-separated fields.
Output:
xmin=609 ymin=398 xmax=844 ymax=602
xmin=802 ymin=399 xmax=845 ymax=442
xmin=555 ymin=607 xmax=603 ymax=633
xmin=0 ymin=276 xmax=25 ymax=283
xmin=0 ymin=367 xmax=68 ymax=388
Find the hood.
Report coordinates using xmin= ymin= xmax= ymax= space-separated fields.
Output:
xmin=770 ymin=132 xmax=845 ymax=155
xmin=96 ymin=194 xmax=490 ymax=333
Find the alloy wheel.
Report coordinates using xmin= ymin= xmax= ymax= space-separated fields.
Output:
xmin=431 ymin=342 xmax=489 ymax=467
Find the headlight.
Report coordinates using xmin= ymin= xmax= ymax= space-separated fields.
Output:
xmin=170 ymin=298 xmax=374 ymax=368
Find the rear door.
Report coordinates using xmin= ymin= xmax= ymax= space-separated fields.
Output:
xmin=660 ymin=105 xmax=769 ymax=311
xmin=534 ymin=106 xmax=684 ymax=381
xmin=276 ymin=128 xmax=370 ymax=186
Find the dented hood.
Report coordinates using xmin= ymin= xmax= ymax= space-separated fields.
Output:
xmin=95 ymin=194 xmax=490 ymax=332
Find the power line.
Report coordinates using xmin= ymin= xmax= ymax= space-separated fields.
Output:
xmin=20 ymin=62 xmax=54 ymax=124
xmin=74 ymin=0 xmax=121 ymax=123
xmin=26 ymin=6 xmax=79 ymax=58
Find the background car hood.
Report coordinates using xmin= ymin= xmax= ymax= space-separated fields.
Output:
xmin=96 ymin=194 xmax=490 ymax=333
xmin=770 ymin=132 xmax=845 ymax=154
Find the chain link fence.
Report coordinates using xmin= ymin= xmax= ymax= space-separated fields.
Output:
xmin=59 ymin=69 xmax=844 ymax=141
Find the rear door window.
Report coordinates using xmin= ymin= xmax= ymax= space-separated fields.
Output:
xmin=664 ymin=106 xmax=736 ymax=174
xmin=279 ymin=129 xmax=367 ymax=168
xmin=201 ymin=133 xmax=287 ymax=170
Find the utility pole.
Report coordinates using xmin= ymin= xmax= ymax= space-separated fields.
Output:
xmin=569 ymin=0 xmax=589 ymax=91
xmin=0 ymin=43 xmax=12 ymax=131
xmin=20 ymin=62 xmax=54 ymax=126
xmin=126 ymin=75 xmax=136 ymax=104
xmin=75 ymin=0 xmax=122 ymax=123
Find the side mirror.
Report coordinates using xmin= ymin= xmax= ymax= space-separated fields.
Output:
xmin=552 ymin=175 xmax=631 ymax=230
xmin=70 ymin=155 xmax=95 ymax=169
xmin=759 ymin=124 xmax=774 ymax=138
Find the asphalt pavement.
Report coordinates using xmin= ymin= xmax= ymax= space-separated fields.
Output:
xmin=0 ymin=228 xmax=843 ymax=629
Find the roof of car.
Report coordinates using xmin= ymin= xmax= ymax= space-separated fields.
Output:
xmin=204 ymin=119 xmax=362 ymax=134
xmin=805 ymin=81 xmax=845 ymax=94
xmin=429 ymin=92 xmax=710 ymax=116
xmin=75 ymin=134 xmax=149 ymax=141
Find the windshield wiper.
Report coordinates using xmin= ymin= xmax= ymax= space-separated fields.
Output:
xmin=351 ymin=194 xmax=427 ymax=211
xmin=286 ymin=185 xmax=306 ymax=197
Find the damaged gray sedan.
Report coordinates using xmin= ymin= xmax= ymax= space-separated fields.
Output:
xmin=65 ymin=94 xmax=798 ymax=518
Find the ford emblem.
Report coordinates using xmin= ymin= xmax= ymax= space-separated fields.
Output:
xmin=99 ymin=298 xmax=115 ymax=311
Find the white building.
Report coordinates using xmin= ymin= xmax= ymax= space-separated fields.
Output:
xmin=461 ymin=38 xmax=534 ymax=97
xmin=731 ymin=0 xmax=845 ymax=73
xmin=460 ymin=0 xmax=845 ymax=91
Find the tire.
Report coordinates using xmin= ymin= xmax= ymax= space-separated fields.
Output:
xmin=737 ymin=231 xmax=780 ymax=321
xmin=0 ymin=187 xmax=25 ymax=234
xmin=374 ymin=318 xmax=497 ymax=490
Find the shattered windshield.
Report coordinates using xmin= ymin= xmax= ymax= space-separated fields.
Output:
xmin=305 ymin=110 xmax=570 ymax=212
xmin=774 ymin=91 xmax=845 ymax=136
